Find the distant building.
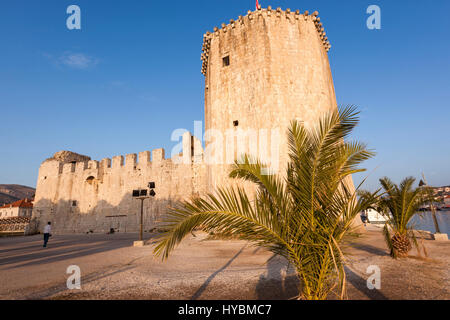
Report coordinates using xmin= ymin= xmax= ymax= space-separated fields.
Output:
xmin=361 ymin=208 xmax=390 ymax=224
xmin=444 ymin=195 xmax=450 ymax=206
xmin=0 ymin=199 xmax=33 ymax=219
xmin=431 ymin=186 xmax=450 ymax=198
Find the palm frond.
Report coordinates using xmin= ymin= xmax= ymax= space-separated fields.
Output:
xmin=153 ymin=105 xmax=378 ymax=300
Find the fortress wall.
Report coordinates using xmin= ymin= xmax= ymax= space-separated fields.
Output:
xmin=32 ymin=132 xmax=207 ymax=234
xmin=33 ymin=160 xmax=62 ymax=218
xmin=203 ymin=8 xmax=337 ymax=190
xmin=31 ymin=7 xmax=346 ymax=235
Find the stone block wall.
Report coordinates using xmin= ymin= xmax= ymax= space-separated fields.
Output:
xmin=32 ymin=133 xmax=206 ymax=234
xmin=202 ymin=7 xmax=338 ymax=190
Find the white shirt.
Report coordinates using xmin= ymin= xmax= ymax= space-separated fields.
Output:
xmin=44 ymin=225 xmax=51 ymax=234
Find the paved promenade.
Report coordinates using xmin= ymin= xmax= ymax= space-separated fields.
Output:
xmin=0 ymin=228 xmax=448 ymax=300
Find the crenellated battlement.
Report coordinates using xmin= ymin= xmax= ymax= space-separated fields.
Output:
xmin=75 ymin=161 xmax=88 ymax=173
xmin=33 ymin=131 xmax=208 ymax=234
xmin=37 ymin=131 xmax=204 ymax=179
xmin=62 ymin=162 xmax=76 ymax=174
xmin=201 ymin=7 xmax=331 ymax=76
xmin=111 ymin=155 xmax=124 ymax=169
xmin=88 ymin=160 xmax=99 ymax=170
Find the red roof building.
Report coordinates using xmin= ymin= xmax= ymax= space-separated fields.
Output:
xmin=0 ymin=198 xmax=33 ymax=219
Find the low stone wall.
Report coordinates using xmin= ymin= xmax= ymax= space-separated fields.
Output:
xmin=0 ymin=217 xmax=31 ymax=235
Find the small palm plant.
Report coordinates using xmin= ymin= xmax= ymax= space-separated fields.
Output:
xmin=379 ymin=177 xmax=431 ymax=258
xmin=153 ymin=106 xmax=377 ymax=300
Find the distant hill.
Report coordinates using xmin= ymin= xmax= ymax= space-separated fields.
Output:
xmin=0 ymin=185 xmax=35 ymax=206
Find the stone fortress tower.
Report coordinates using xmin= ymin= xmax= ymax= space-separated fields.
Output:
xmin=31 ymin=7 xmax=339 ymax=234
xmin=202 ymin=7 xmax=337 ymax=189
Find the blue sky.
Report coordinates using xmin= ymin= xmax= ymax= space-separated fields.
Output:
xmin=0 ymin=0 xmax=449 ymax=190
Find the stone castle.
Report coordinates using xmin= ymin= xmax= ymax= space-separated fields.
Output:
xmin=32 ymin=7 xmax=339 ymax=234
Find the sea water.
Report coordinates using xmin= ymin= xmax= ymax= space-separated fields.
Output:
xmin=409 ymin=211 xmax=450 ymax=235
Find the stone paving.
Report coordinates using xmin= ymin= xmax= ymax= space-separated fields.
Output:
xmin=0 ymin=227 xmax=448 ymax=300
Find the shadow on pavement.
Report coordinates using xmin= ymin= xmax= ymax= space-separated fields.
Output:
xmin=255 ymin=254 xmax=299 ymax=300
xmin=0 ymin=233 xmax=151 ymax=270
xmin=191 ymin=245 xmax=246 ymax=300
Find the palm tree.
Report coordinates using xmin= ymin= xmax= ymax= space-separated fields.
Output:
xmin=419 ymin=173 xmax=441 ymax=234
xmin=379 ymin=177 xmax=431 ymax=258
xmin=153 ymin=106 xmax=377 ymax=300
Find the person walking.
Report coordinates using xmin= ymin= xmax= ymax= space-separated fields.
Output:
xmin=360 ymin=211 xmax=368 ymax=226
xmin=43 ymin=222 xmax=52 ymax=247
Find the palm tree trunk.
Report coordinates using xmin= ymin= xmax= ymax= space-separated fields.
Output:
xmin=391 ymin=233 xmax=411 ymax=257
xmin=430 ymin=205 xmax=441 ymax=234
